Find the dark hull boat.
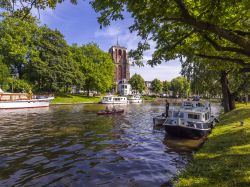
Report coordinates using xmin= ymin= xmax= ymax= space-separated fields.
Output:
xmin=97 ymin=109 xmax=124 ymax=115
xmin=165 ymin=124 xmax=211 ymax=139
xmin=153 ymin=113 xmax=167 ymax=126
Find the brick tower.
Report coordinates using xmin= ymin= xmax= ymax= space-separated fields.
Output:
xmin=109 ymin=44 xmax=130 ymax=84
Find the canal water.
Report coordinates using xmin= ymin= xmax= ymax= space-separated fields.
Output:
xmin=0 ymin=102 xmax=220 ymax=187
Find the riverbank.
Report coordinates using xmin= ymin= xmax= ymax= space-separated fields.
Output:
xmin=175 ymin=104 xmax=250 ymax=186
xmin=51 ymin=94 xmax=101 ymax=104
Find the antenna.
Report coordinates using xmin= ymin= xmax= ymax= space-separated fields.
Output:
xmin=116 ymin=36 xmax=119 ymax=46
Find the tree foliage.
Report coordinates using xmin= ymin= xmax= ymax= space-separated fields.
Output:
xmin=129 ymin=73 xmax=145 ymax=94
xmin=0 ymin=14 xmax=115 ymax=94
xmin=151 ymin=78 xmax=162 ymax=94
xmin=0 ymin=56 xmax=10 ymax=90
xmin=90 ymin=0 xmax=250 ymax=112
xmin=170 ymin=76 xmax=190 ymax=98
xmin=90 ymin=0 xmax=250 ymax=71
xmin=75 ymin=43 xmax=114 ymax=95
xmin=162 ymin=81 xmax=170 ymax=94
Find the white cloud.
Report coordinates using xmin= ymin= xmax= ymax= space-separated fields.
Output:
xmin=131 ymin=60 xmax=181 ymax=81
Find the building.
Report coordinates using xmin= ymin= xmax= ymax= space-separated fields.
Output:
xmin=118 ymin=79 xmax=132 ymax=96
xmin=109 ymin=44 xmax=130 ymax=85
xmin=144 ymin=81 xmax=153 ymax=95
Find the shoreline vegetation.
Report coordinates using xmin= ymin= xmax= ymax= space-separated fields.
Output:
xmin=51 ymin=94 xmax=158 ymax=104
xmin=175 ymin=103 xmax=250 ymax=187
xmin=51 ymin=94 xmax=101 ymax=104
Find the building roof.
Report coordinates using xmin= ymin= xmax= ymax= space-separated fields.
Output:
xmin=109 ymin=45 xmax=127 ymax=50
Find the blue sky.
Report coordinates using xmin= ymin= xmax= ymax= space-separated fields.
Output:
xmin=34 ymin=1 xmax=181 ymax=81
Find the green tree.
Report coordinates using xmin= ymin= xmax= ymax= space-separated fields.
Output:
xmin=7 ymin=78 xmax=32 ymax=92
xmin=129 ymin=73 xmax=145 ymax=94
xmin=0 ymin=0 xmax=77 ymax=18
xmin=26 ymin=26 xmax=78 ymax=92
xmin=0 ymin=56 xmax=10 ymax=91
xmin=162 ymin=81 xmax=170 ymax=95
xmin=151 ymin=78 xmax=162 ymax=95
xmin=171 ymin=76 xmax=190 ymax=98
xmin=79 ymin=43 xmax=114 ymax=95
xmin=90 ymin=0 xmax=250 ymax=112
xmin=0 ymin=13 xmax=39 ymax=79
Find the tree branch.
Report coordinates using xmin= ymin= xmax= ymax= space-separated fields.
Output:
xmin=174 ymin=0 xmax=250 ymax=51
xmin=204 ymin=35 xmax=250 ymax=57
xmin=195 ymin=54 xmax=250 ymax=68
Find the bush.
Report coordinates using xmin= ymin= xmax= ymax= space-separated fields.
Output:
xmin=7 ymin=78 xmax=32 ymax=92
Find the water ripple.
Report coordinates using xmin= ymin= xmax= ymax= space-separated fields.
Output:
xmin=0 ymin=102 xmax=215 ymax=186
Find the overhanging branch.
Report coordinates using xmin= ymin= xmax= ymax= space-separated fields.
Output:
xmin=204 ymin=35 xmax=250 ymax=57
xmin=174 ymin=0 xmax=250 ymax=51
xmin=195 ymin=54 xmax=250 ymax=68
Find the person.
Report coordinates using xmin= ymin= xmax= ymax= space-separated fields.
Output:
xmin=165 ymin=99 xmax=169 ymax=117
xmin=105 ymin=106 xmax=110 ymax=112
xmin=27 ymin=90 xmax=33 ymax=100
xmin=112 ymin=105 xmax=116 ymax=112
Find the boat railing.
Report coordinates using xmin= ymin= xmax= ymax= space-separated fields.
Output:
xmin=0 ymin=93 xmax=54 ymax=101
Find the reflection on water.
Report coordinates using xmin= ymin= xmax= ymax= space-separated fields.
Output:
xmin=0 ymin=102 xmax=218 ymax=186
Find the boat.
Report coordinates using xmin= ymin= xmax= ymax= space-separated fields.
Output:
xmin=163 ymin=100 xmax=216 ymax=139
xmin=0 ymin=91 xmax=54 ymax=109
xmin=153 ymin=113 xmax=168 ymax=126
xmin=127 ymin=95 xmax=142 ymax=103
xmin=96 ymin=109 xmax=124 ymax=115
xmin=101 ymin=95 xmax=128 ymax=104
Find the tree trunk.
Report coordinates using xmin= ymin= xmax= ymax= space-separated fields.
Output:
xmin=229 ymin=92 xmax=236 ymax=111
xmin=17 ymin=64 xmax=23 ymax=79
xmin=220 ymin=71 xmax=230 ymax=112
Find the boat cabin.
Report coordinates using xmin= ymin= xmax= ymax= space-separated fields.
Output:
xmin=101 ymin=96 xmax=128 ymax=104
xmin=182 ymin=101 xmax=210 ymax=109
xmin=0 ymin=93 xmax=30 ymax=101
xmin=168 ymin=109 xmax=211 ymax=123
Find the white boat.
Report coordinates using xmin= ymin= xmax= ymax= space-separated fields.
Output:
xmin=153 ymin=100 xmax=214 ymax=126
xmin=127 ymin=95 xmax=142 ymax=103
xmin=101 ymin=95 xmax=128 ymax=104
xmin=153 ymin=113 xmax=168 ymax=126
xmin=163 ymin=100 xmax=217 ymax=139
xmin=0 ymin=92 xmax=54 ymax=109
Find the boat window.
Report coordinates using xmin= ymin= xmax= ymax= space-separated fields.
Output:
xmin=205 ymin=113 xmax=208 ymax=120
xmin=187 ymin=122 xmax=195 ymax=127
xmin=179 ymin=112 xmax=184 ymax=118
xmin=188 ymin=113 xmax=200 ymax=120
xmin=203 ymin=124 xmax=209 ymax=129
xmin=166 ymin=119 xmax=173 ymax=123
xmin=168 ymin=111 xmax=172 ymax=117
xmin=184 ymin=102 xmax=192 ymax=107
xmin=196 ymin=123 xmax=202 ymax=129
xmin=173 ymin=112 xmax=179 ymax=118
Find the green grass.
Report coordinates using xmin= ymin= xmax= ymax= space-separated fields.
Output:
xmin=175 ymin=105 xmax=250 ymax=187
xmin=142 ymin=95 xmax=156 ymax=101
xmin=51 ymin=94 xmax=101 ymax=104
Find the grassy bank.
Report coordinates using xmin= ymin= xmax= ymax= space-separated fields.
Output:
xmin=142 ymin=95 xmax=156 ymax=101
xmin=175 ymin=104 xmax=250 ymax=187
xmin=51 ymin=94 xmax=101 ymax=104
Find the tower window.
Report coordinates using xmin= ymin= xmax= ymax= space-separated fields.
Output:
xmin=119 ymin=49 xmax=122 ymax=56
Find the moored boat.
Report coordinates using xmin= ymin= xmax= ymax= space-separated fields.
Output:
xmin=127 ymin=95 xmax=142 ymax=103
xmin=0 ymin=92 xmax=54 ymax=109
xmin=153 ymin=113 xmax=167 ymax=126
xmin=163 ymin=100 xmax=216 ymax=139
xmin=101 ymin=95 xmax=128 ymax=104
